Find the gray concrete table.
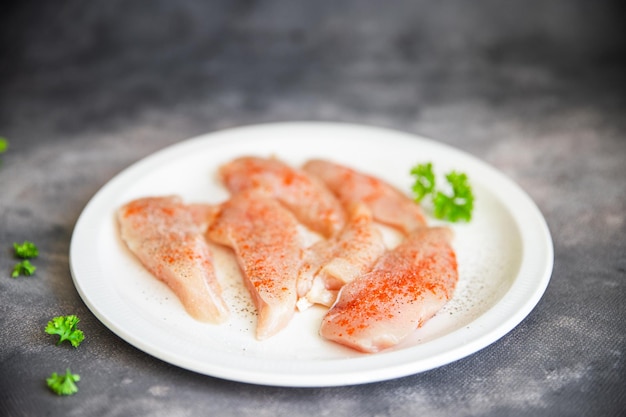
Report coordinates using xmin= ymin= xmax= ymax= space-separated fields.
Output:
xmin=1 ymin=1 xmax=624 ymax=416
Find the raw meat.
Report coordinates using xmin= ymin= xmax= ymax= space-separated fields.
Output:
xmin=117 ymin=196 xmax=229 ymax=323
xmin=219 ymin=156 xmax=346 ymax=237
xmin=297 ymin=202 xmax=386 ymax=309
xmin=303 ymin=159 xmax=427 ymax=235
xmin=319 ymin=227 xmax=458 ymax=353
xmin=207 ymin=189 xmax=304 ymax=340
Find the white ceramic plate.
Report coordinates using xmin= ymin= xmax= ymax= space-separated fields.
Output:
xmin=70 ymin=122 xmax=553 ymax=387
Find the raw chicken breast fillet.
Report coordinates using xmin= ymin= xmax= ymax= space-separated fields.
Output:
xmin=303 ymin=159 xmax=427 ymax=235
xmin=219 ymin=156 xmax=346 ymax=238
xmin=117 ymin=196 xmax=229 ymax=324
xmin=207 ymin=190 xmax=303 ymax=340
xmin=320 ymin=227 xmax=458 ymax=353
xmin=297 ymin=202 xmax=386 ymax=309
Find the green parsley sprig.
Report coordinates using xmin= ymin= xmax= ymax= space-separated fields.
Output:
xmin=0 ymin=137 xmax=7 ymax=153
xmin=12 ymin=259 xmax=37 ymax=277
xmin=14 ymin=241 xmax=39 ymax=258
xmin=411 ymin=162 xmax=475 ymax=222
xmin=46 ymin=368 xmax=80 ymax=396
xmin=11 ymin=241 xmax=39 ymax=278
xmin=45 ymin=315 xmax=85 ymax=348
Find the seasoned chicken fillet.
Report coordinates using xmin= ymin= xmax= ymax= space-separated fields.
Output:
xmin=297 ymin=203 xmax=386 ymax=308
xmin=117 ymin=196 xmax=229 ymax=324
xmin=207 ymin=190 xmax=303 ymax=340
xmin=316 ymin=203 xmax=387 ymax=290
xmin=320 ymin=227 xmax=458 ymax=353
xmin=303 ymin=159 xmax=427 ymax=235
xmin=219 ymin=156 xmax=346 ymax=237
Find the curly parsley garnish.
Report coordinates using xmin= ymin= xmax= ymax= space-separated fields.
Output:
xmin=12 ymin=260 xmax=37 ymax=277
xmin=411 ymin=162 xmax=475 ymax=222
xmin=14 ymin=241 xmax=39 ymax=259
xmin=10 ymin=241 xmax=39 ymax=278
xmin=45 ymin=315 xmax=85 ymax=348
xmin=46 ymin=368 xmax=80 ymax=396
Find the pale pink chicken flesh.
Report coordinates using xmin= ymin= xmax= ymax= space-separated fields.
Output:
xmin=319 ymin=227 xmax=458 ymax=353
xmin=207 ymin=190 xmax=303 ymax=340
xmin=297 ymin=202 xmax=386 ymax=308
xmin=303 ymin=159 xmax=427 ymax=235
xmin=117 ymin=196 xmax=229 ymax=324
xmin=219 ymin=156 xmax=346 ymax=238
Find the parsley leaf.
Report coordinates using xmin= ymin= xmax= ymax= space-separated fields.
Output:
xmin=0 ymin=137 xmax=7 ymax=153
xmin=410 ymin=163 xmax=475 ymax=222
xmin=433 ymin=171 xmax=474 ymax=222
xmin=12 ymin=260 xmax=37 ymax=277
xmin=410 ymin=162 xmax=436 ymax=202
xmin=14 ymin=241 xmax=39 ymax=259
xmin=45 ymin=315 xmax=85 ymax=348
xmin=46 ymin=368 xmax=80 ymax=396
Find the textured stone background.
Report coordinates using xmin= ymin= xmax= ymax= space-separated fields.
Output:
xmin=1 ymin=1 xmax=625 ymax=416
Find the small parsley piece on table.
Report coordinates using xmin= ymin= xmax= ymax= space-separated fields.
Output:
xmin=12 ymin=259 xmax=37 ymax=277
xmin=0 ymin=137 xmax=7 ymax=153
xmin=46 ymin=368 xmax=80 ymax=396
xmin=13 ymin=241 xmax=39 ymax=259
xmin=410 ymin=162 xmax=475 ymax=223
xmin=45 ymin=315 xmax=85 ymax=348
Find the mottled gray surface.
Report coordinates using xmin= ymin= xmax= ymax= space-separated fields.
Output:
xmin=1 ymin=1 xmax=625 ymax=416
